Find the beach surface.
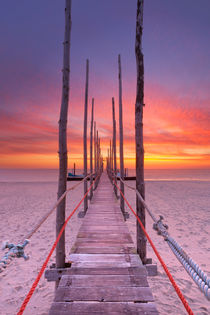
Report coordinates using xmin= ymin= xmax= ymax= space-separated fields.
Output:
xmin=0 ymin=169 xmax=209 ymax=314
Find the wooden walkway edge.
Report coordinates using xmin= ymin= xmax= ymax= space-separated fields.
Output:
xmin=49 ymin=173 xmax=158 ymax=314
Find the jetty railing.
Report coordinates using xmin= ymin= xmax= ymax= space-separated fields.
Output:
xmin=108 ymin=171 xmax=210 ymax=302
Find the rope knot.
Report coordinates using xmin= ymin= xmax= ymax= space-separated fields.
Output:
xmin=1 ymin=239 xmax=29 ymax=270
xmin=153 ymin=215 xmax=168 ymax=238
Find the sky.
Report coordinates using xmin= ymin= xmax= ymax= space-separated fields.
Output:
xmin=0 ymin=0 xmax=210 ymax=169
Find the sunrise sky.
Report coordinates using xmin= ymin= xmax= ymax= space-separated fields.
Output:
xmin=0 ymin=0 xmax=209 ymax=169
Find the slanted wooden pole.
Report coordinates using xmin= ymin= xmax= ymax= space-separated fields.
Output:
xmin=56 ymin=0 xmax=72 ymax=269
xmin=83 ymin=59 xmax=89 ymax=214
xmin=90 ymin=98 xmax=94 ymax=200
xmin=94 ymin=122 xmax=97 ymax=189
xmin=135 ymin=0 xmax=146 ymax=263
xmin=112 ymin=97 xmax=117 ymax=197
xmin=118 ymin=54 xmax=125 ymax=216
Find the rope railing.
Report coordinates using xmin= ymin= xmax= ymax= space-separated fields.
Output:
xmin=118 ymin=176 xmax=210 ymax=301
xmin=17 ymin=175 xmax=99 ymax=315
xmin=0 ymin=172 xmax=95 ymax=272
xmin=113 ymin=180 xmax=194 ymax=315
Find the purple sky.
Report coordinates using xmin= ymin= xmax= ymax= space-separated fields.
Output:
xmin=0 ymin=0 xmax=210 ymax=168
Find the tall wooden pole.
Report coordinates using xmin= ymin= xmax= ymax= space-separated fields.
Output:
xmin=118 ymin=54 xmax=125 ymax=216
xmin=98 ymin=138 xmax=101 ymax=176
xmin=56 ymin=0 xmax=72 ymax=269
xmin=83 ymin=59 xmax=89 ymax=214
xmin=109 ymin=139 xmax=112 ymax=179
xmin=94 ymin=122 xmax=97 ymax=189
xmin=135 ymin=0 xmax=146 ymax=263
xmin=112 ymin=97 xmax=117 ymax=197
xmin=107 ymin=148 xmax=110 ymax=174
xmin=96 ymin=130 xmax=99 ymax=187
xmin=90 ymin=98 xmax=94 ymax=200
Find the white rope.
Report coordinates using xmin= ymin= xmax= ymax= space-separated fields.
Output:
xmin=119 ymin=177 xmax=158 ymax=222
xmin=0 ymin=172 xmax=95 ymax=272
xmin=24 ymin=172 xmax=95 ymax=240
xmin=118 ymin=176 xmax=210 ymax=300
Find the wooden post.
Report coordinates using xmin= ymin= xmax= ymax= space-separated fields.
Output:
xmin=112 ymin=97 xmax=117 ymax=197
xmin=135 ymin=0 xmax=146 ymax=263
xmin=56 ymin=0 xmax=71 ymax=269
xmin=90 ymin=98 xmax=94 ymax=200
xmin=73 ymin=163 xmax=76 ymax=176
xmin=83 ymin=59 xmax=89 ymax=214
xmin=118 ymin=54 xmax=125 ymax=216
xmin=109 ymin=139 xmax=112 ymax=182
xmin=95 ymin=130 xmax=99 ymax=187
xmin=107 ymin=148 xmax=110 ymax=175
xmin=94 ymin=122 xmax=97 ymax=189
xmin=98 ymin=137 xmax=101 ymax=181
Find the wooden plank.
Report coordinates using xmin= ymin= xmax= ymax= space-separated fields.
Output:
xmin=74 ymin=239 xmax=134 ymax=245
xmin=71 ymin=246 xmax=136 ymax=254
xmin=69 ymin=254 xmax=142 ymax=265
xmin=66 ymin=266 xmax=147 ymax=276
xmin=45 ymin=266 xmax=147 ymax=281
xmin=59 ymin=274 xmax=149 ymax=287
xmin=54 ymin=286 xmax=154 ymax=302
xmin=48 ymin=173 xmax=158 ymax=314
xmin=73 ymin=241 xmax=134 ymax=247
xmin=79 ymin=225 xmax=128 ymax=231
xmin=77 ymin=232 xmax=133 ymax=241
xmin=49 ymin=301 xmax=158 ymax=315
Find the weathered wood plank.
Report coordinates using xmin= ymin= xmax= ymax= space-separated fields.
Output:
xmin=54 ymin=286 xmax=154 ymax=302
xmin=71 ymin=246 xmax=136 ymax=254
xmin=79 ymin=226 xmax=128 ymax=231
xmin=77 ymin=232 xmax=133 ymax=241
xmin=66 ymin=266 xmax=147 ymax=275
xmin=59 ymin=274 xmax=149 ymax=287
xmin=45 ymin=266 xmax=148 ymax=281
xmin=69 ymin=254 xmax=142 ymax=264
xmin=49 ymin=301 xmax=158 ymax=315
xmin=75 ymin=238 xmax=133 ymax=246
xmin=73 ymin=241 xmax=134 ymax=247
xmin=48 ymin=173 xmax=158 ymax=314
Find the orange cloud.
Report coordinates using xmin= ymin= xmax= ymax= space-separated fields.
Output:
xmin=0 ymin=82 xmax=210 ymax=169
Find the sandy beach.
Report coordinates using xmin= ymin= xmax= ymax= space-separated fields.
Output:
xmin=0 ymin=171 xmax=209 ymax=314
xmin=125 ymin=180 xmax=210 ymax=315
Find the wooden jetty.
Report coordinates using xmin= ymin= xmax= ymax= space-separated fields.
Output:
xmin=48 ymin=172 xmax=158 ymax=314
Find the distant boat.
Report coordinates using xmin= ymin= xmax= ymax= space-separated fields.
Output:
xmin=116 ymin=172 xmax=136 ymax=181
xmin=67 ymin=172 xmax=95 ymax=181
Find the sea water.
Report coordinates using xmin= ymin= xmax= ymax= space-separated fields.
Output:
xmin=0 ymin=168 xmax=209 ymax=182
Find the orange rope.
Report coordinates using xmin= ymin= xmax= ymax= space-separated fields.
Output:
xmin=17 ymin=177 xmax=98 ymax=315
xmin=114 ymin=180 xmax=194 ymax=315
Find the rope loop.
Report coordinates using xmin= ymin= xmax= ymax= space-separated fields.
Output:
xmin=0 ymin=240 xmax=29 ymax=272
xmin=153 ymin=215 xmax=168 ymax=238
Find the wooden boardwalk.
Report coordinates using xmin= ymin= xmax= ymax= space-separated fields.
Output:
xmin=49 ymin=173 xmax=158 ymax=314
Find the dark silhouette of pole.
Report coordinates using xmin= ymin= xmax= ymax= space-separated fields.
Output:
xmin=118 ymin=54 xmax=125 ymax=217
xmin=83 ymin=59 xmax=89 ymax=214
xmin=56 ymin=0 xmax=72 ymax=269
xmin=94 ymin=122 xmax=97 ymax=189
xmin=112 ymin=97 xmax=117 ymax=197
xmin=90 ymin=98 xmax=94 ymax=200
xmin=135 ymin=0 xmax=146 ymax=263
